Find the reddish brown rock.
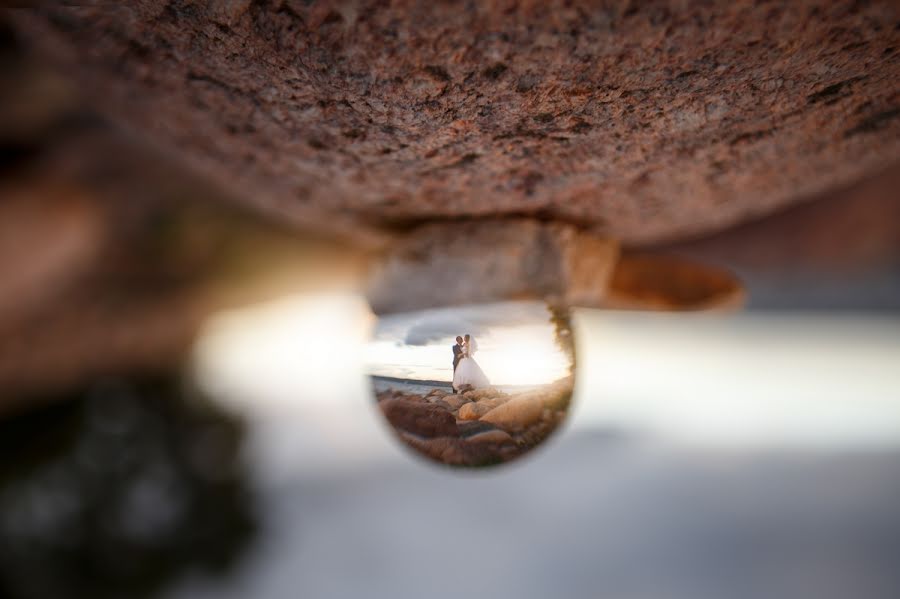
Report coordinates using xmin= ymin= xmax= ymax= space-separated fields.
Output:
xmin=399 ymin=433 xmax=517 ymax=467
xmin=607 ymin=252 xmax=745 ymax=311
xmin=466 ymin=429 xmax=514 ymax=445
xmin=7 ymin=2 xmax=900 ymax=245
xmin=1 ymin=2 xmax=898 ymax=408
xmin=456 ymin=420 xmax=505 ymax=438
xmin=0 ymin=183 xmax=104 ymax=324
xmin=380 ymin=396 xmax=459 ymax=439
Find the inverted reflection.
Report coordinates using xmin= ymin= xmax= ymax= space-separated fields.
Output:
xmin=367 ymin=301 xmax=576 ymax=467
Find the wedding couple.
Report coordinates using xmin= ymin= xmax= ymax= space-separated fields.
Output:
xmin=451 ymin=334 xmax=490 ymax=393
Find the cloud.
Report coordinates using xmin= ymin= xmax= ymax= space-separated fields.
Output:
xmin=374 ymin=301 xmax=552 ymax=346
xmin=404 ymin=315 xmax=485 ymax=345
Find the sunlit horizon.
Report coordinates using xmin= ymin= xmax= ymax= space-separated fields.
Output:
xmin=366 ymin=302 xmax=572 ymax=387
xmin=192 ymin=292 xmax=900 ymax=452
xmin=366 ymin=323 xmax=572 ymax=387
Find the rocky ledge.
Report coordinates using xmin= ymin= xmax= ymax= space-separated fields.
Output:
xmin=8 ymin=2 xmax=900 ymax=245
xmin=376 ymin=377 xmax=574 ymax=467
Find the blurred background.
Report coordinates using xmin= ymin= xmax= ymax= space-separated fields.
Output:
xmin=1 ymin=3 xmax=899 ymax=599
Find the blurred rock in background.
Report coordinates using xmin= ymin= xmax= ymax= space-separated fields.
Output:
xmin=0 ymin=1 xmax=898 ymax=397
xmin=666 ymin=164 xmax=900 ymax=311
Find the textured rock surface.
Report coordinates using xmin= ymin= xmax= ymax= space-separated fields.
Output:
xmin=8 ymin=1 xmax=900 ymax=244
xmin=398 ymin=433 xmax=517 ymax=467
xmin=481 ymin=377 xmax=574 ymax=431
xmin=458 ymin=399 xmax=505 ymax=421
xmin=480 ymin=395 xmax=546 ymax=431
xmin=439 ymin=394 xmax=471 ymax=412
xmin=375 ymin=382 xmax=571 ymax=466
xmin=379 ymin=395 xmax=460 ymax=438
xmin=465 ymin=429 xmax=514 ymax=444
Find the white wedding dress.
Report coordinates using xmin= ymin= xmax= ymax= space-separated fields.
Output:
xmin=453 ymin=338 xmax=490 ymax=391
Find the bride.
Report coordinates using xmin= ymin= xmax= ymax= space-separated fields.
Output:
xmin=453 ymin=334 xmax=490 ymax=392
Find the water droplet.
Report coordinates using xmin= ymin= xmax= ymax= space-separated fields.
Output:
xmin=366 ymin=301 xmax=576 ymax=468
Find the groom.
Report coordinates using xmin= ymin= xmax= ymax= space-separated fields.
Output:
xmin=451 ymin=335 xmax=464 ymax=392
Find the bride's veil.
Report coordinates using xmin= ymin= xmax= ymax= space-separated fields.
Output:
xmin=468 ymin=337 xmax=478 ymax=354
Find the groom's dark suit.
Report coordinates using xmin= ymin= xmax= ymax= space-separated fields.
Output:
xmin=452 ymin=343 xmax=463 ymax=372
